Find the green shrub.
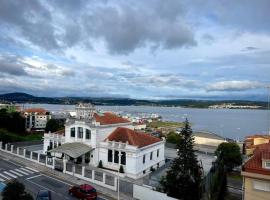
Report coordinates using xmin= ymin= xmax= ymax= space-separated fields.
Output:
xmin=98 ymin=160 xmax=103 ymax=168
xmin=119 ymin=165 xmax=124 ymax=173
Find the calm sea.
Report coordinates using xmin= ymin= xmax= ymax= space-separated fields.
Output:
xmin=20 ymin=104 xmax=270 ymax=141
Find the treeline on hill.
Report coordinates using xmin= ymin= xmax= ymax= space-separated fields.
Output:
xmin=0 ymin=92 xmax=268 ymax=108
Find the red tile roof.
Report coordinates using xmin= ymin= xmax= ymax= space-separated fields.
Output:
xmin=245 ymin=134 xmax=270 ymax=139
xmin=94 ymin=112 xmax=130 ymax=125
xmin=52 ymin=129 xmax=65 ymax=136
xmin=243 ymin=143 xmax=270 ymax=175
xmin=24 ymin=108 xmax=49 ymax=115
xmin=106 ymin=127 xmax=162 ymax=148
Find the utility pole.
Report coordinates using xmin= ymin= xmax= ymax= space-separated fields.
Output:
xmin=267 ymin=85 xmax=270 ymax=135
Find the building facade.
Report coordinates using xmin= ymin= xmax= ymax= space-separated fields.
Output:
xmin=43 ymin=103 xmax=165 ymax=179
xmin=244 ymin=135 xmax=270 ymax=156
xmin=242 ymin=143 xmax=270 ymax=200
xmin=24 ymin=108 xmax=51 ymax=131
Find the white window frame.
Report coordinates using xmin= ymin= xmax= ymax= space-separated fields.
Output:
xmin=265 ymin=161 xmax=270 ymax=169
xmin=253 ymin=180 xmax=270 ymax=192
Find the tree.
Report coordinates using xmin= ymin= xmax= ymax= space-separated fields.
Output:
xmin=2 ymin=180 xmax=33 ymax=200
xmin=215 ymin=142 xmax=242 ymax=171
xmin=45 ymin=119 xmax=63 ymax=132
xmin=166 ymin=131 xmax=180 ymax=144
xmin=160 ymin=119 xmax=202 ymax=200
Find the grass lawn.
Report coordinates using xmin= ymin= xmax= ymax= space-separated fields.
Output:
xmin=147 ymin=120 xmax=184 ymax=128
xmin=0 ymin=129 xmax=42 ymax=142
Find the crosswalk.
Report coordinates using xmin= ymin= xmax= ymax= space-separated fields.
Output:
xmin=0 ymin=167 xmax=39 ymax=182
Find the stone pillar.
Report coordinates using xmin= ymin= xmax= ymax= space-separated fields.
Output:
xmin=0 ymin=141 xmax=2 ymax=150
xmin=45 ymin=156 xmax=48 ymax=166
xmin=23 ymin=149 xmax=26 ymax=157
xmin=92 ymin=170 xmax=95 ymax=180
xmin=112 ymin=149 xmax=115 ymax=164
xmin=17 ymin=147 xmax=19 ymax=155
xmin=83 ymin=128 xmax=86 ymax=142
xmin=82 ymin=154 xmax=85 ymax=164
xmin=75 ymin=127 xmax=78 ymax=141
xmin=103 ymin=172 xmax=106 ymax=183
xmin=37 ymin=153 xmax=40 ymax=162
xmin=52 ymin=157 xmax=56 ymax=169
xmin=82 ymin=166 xmax=85 ymax=177
xmin=30 ymin=152 xmax=33 ymax=160
xmin=11 ymin=145 xmax=14 ymax=153
xmin=119 ymin=151 xmax=121 ymax=166
xmin=5 ymin=143 xmax=8 ymax=151
xmin=63 ymin=159 xmax=67 ymax=173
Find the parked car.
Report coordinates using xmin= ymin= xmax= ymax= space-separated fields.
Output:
xmin=36 ymin=190 xmax=52 ymax=200
xmin=69 ymin=184 xmax=97 ymax=200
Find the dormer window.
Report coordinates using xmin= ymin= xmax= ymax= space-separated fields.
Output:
xmin=265 ymin=161 xmax=270 ymax=169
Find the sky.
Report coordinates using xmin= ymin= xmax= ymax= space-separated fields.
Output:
xmin=0 ymin=0 xmax=269 ymax=100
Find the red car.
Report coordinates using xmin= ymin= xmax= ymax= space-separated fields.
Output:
xmin=69 ymin=184 xmax=97 ymax=200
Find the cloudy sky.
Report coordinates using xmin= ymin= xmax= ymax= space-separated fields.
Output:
xmin=0 ymin=0 xmax=269 ymax=100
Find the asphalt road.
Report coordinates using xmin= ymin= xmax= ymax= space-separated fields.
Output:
xmin=0 ymin=156 xmax=107 ymax=200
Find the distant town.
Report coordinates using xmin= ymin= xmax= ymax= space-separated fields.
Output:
xmin=0 ymin=92 xmax=268 ymax=109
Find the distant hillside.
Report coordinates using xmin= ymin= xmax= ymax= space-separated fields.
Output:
xmin=0 ymin=92 xmax=268 ymax=109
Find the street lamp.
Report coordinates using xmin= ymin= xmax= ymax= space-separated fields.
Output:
xmin=267 ymin=85 xmax=270 ymax=135
xmin=118 ymin=152 xmax=122 ymax=200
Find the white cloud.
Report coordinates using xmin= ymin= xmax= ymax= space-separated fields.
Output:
xmin=206 ymin=80 xmax=264 ymax=91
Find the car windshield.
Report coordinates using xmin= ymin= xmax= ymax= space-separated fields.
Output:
xmin=85 ymin=188 xmax=96 ymax=194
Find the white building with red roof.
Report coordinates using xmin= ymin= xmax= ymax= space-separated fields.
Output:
xmin=43 ymin=103 xmax=165 ymax=179
xmin=24 ymin=108 xmax=51 ymax=131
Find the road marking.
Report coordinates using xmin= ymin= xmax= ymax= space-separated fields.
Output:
xmin=4 ymin=159 xmax=24 ymax=168
xmin=20 ymin=168 xmax=34 ymax=174
xmin=26 ymin=174 xmax=42 ymax=180
xmin=0 ymin=173 xmax=10 ymax=180
xmin=26 ymin=179 xmax=56 ymax=194
xmin=26 ymin=167 xmax=39 ymax=173
xmin=9 ymin=170 xmax=23 ymax=176
xmin=3 ymin=171 xmax=17 ymax=178
xmin=41 ymin=174 xmax=72 ymax=186
xmin=0 ymin=178 xmax=4 ymax=182
xmin=15 ymin=169 xmax=29 ymax=175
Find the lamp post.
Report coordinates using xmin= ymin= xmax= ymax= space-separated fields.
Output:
xmin=118 ymin=152 xmax=122 ymax=200
xmin=267 ymin=85 xmax=270 ymax=135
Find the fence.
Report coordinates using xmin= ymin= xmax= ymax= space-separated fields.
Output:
xmin=0 ymin=141 xmax=179 ymax=199
xmin=0 ymin=141 xmax=117 ymax=191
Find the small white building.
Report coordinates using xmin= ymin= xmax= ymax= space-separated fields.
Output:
xmin=24 ymin=108 xmax=51 ymax=131
xmin=43 ymin=103 xmax=165 ymax=179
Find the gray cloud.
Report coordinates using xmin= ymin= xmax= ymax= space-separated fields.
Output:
xmin=0 ymin=0 xmax=196 ymax=54
xmin=0 ymin=55 xmax=28 ymax=76
xmin=0 ymin=1 xmax=59 ymax=51
xmin=206 ymin=80 xmax=264 ymax=92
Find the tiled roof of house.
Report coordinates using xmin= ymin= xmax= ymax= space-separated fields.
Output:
xmin=24 ymin=108 xmax=49 ymax=115
xmin=243 ymin=143 xmax=270 ymax=175
xmin=94 ymin=112 xmax=130 ymax=125
xmin=52 ymin=129 xmax=65 ymax=136
xmin=106 ymin=127 xmax=162 ymax=148
xmin=244 ymin=134 xmax=270 ymax=150
xmin=245 ymin=134 xmax=270 ymax=139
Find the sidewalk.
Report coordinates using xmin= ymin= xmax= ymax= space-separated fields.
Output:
xmin=0 ymin=150 xmax=135 ymax=200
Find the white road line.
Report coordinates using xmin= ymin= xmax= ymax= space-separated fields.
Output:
xmin=26 ymin=174 xmax=42 ymax=180
xmin=0 ymin=178 xmax=4 ymax=182
xmin=26 ymin=167 xmax=39 ymax=173
xmin=10 ymin=170 xmax=23 ymax=176
xmin=3 ymin=171 xmax=17 ymax=178
xmin=41 ymin=174 xmax=72 ymax=186
xmin=20 ymin=168 xmax=34 ymax=174
xmin=0 ymin=173 xmax=11 ymax=180
xmin=26 ymin=179 xmax=56 ymax=194
xmin=15 ymin=169 xmax=29 ymax=175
